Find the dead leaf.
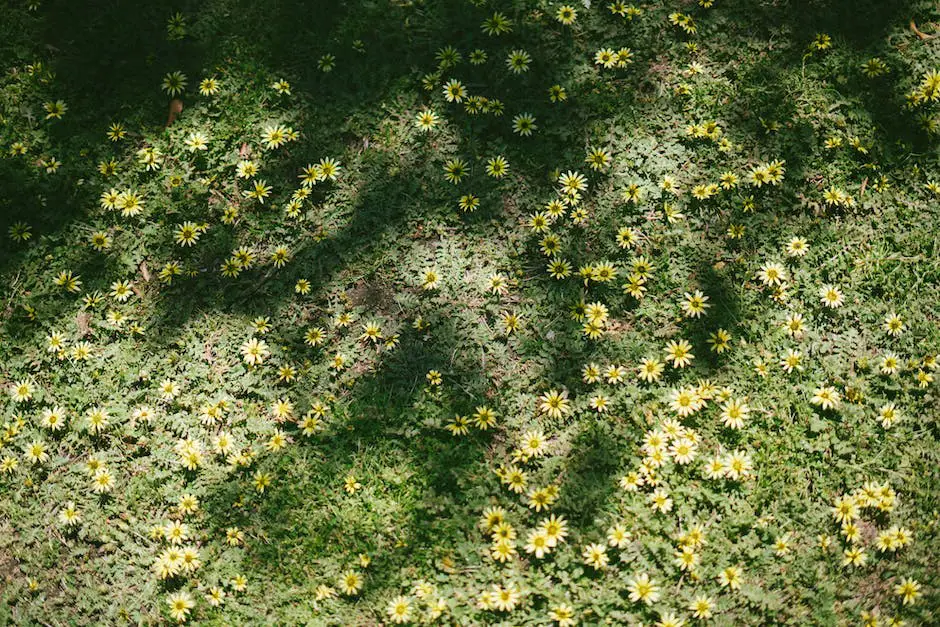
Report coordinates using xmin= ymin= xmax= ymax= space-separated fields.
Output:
xmin=911 ymin=20 xmax=938 ymax=40
xmin=76 ymin=312 xmax=91 ymax=337
xmin=166 ymin=98 xmax=183 ymax=127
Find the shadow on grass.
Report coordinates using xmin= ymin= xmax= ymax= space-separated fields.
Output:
xmin=1 ymin=1 xmax=936 ymax=620
xmin=198 ymin=315 xmax=496 ymax=585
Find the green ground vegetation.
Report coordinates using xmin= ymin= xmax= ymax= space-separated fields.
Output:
xmin=1 ymin=0 xmax=939 ymax=624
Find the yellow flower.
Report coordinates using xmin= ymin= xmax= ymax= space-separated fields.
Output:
xmin=720 ymin=398 xmax=750 ymax=429
xmin=386 ymin=596 xmax=413 ymax=624
xmin=240 ymin=337 xmax=270 ymax=365
xmin=58 ymin=501 xmax=81 ymax=526
xmin=540 ymin=514 xmax=569 ymax=546
xmin=774 ymin=533 xmax=793 ymax=556
xmin=25 ymin=440 xmax=49 ymax=464
xmin=549 ymin=603 xmax=576 ymax=626
xmin=811 ymin=386 xmax=841 ymax=410
xmin=524 ymin=529 xmax=552 ymax=558
xmin=657 ymin=611 xmax=686 ymax=627
xmin=674 ymin=545 xmax=699 ymax=571
xmin=442 ymin=79 xmax=466 ymax=103
xmin=708 ymin=328 xmax=732 ymax=353
xmin=199 ymin=77 xmax=221 ymax=96
xmin=637 ymin=358 xmax=664 ymax=383
xmin=649 ymin=488 xmax=673 ymax=513
xmin=819 ymin=284 xmax=845 ymax=308
xmin=43 ymin=100 xmax=68 ymax=120
xmin=842 ymin=546 xmax=867 ymax=567
xmin=490 ymin=584 xmax=520 ymax=612
xmin=539 ymin=389 xmax=571 ymax=419
xmin=690 ymin=594 xmax=714 ymax=619
xmin=343 ymin=473 xmax=361 ymax=494
xmin=556 ymin=5 xmax=577 ymax=24
xmin=490 ymin=538 xmax=517 ymax=563
xmin=262 ymin=125 xmax=291 ymax=149
xmin=253 ymin=471 xmax=272 ymax=492
xmin=581 ymin=543 xmax=608 ymax=569
xmin=723 ymin=451 xmax=753 ymax=480
xmin=894 ymin=578 xmax=921 ymax=605
xmin=883 ymin=312 xmax=905 ymax=336
xmin=339 ymin=571 xmax=363 ymax=596
xmin=718 ymin=565 xmax=743 ymax=590
xmin=10 ymin=380 xmax=34 ymax=403
xmin=166 ymin=591 xmax=194 ymax=622
xmin=665 ymin=339 xmax=695 ymax=368
xmin=627 ymin=572 xmax=660 ymax=605
xmin=680 ymin=290 xmax=710 ymax=318
xmin=421 ymin=268 xmax=440 ymax=290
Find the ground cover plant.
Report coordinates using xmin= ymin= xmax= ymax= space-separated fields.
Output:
xmin=1 ymin=0 xmax=939 ymax=624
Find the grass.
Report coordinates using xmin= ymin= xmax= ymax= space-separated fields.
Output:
xmin=1 ymin=0 xmax=939 ymax=625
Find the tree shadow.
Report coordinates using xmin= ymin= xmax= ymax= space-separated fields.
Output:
xmin=725 ymin=0 xmax=927 ymax=154
xmin=199 ymin=310 xmax=498 ymax=587
xmin=3 ymin=0 xmax=936 ymax=622
xmin=1 ymin=0 xmax=611 ymax=340
xmin=551 ymin=417 xmax=624 ymax=529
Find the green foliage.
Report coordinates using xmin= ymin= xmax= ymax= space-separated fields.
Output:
xmin=1 ymin=0 xmax=939 ymax=625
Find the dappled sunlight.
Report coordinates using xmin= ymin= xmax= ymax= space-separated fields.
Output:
xmin=1 ymin=0 xmax=940 ymax=625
